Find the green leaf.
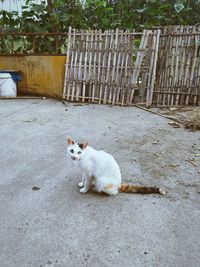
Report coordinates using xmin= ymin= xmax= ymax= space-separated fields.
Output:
xmin=174 ymin=3 xmax=184 ymax=13
xmin=146 ymin=0 xmax=157 ymax=3
xmin=158 ymin=4 xmax=172 ymax=11
xmin=136 ymin=7 xmax=148 ymax=13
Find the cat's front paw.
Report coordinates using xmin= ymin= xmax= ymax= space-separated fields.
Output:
xmin=78 ymin=182 xmax=84 ymax=188
xmin=80 ymin=188 xmax=88 ymax=194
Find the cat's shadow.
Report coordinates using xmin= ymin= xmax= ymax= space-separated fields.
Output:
xmin=78 ymin=188 xmax=111 ymax=198
xmin=88 ymin=190 xmax=110 ymax=198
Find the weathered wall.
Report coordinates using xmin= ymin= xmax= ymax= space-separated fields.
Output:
xmin=0 ymin=55 xmax=66 ymax=98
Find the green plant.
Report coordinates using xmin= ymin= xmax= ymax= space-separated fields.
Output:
xmin=0 ymin=0 xmax=200 ymax=53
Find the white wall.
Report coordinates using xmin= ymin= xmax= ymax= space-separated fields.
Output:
xmin=0 ymin=0 xmax=45 ymax=14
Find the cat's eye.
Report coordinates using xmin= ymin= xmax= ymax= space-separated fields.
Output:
xmin=70 ymin=149 xmax=74 ymax=153
xmin=77 ymin=151 xmax=81 ymax=154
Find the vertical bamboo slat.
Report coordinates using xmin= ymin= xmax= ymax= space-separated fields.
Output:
xmin=76 ymin=30 xmax=84 ymax=101
xmin=103 ymin=30 xmax=113 ymax=104
xmin=82 ymin=30 xmax=89 ymax=102
xmin=88 ymin=30 xmax=93 ymax=101
xmin=63 ymin=26 xmax=71 ymax=99
xmin=126 ymin=31 xmax=133 ymax=105
xmin=71 ymin=29 xmax=76 ymax=101
xmin=185 ymin=27 xmax=198 ymax=105
xmin=116 ymin=30 xmax=125 ymax=104
xmin=122 ymin=31 xmax=128 ymax=106
xmin=112 ymin=28 xmax=119 ymax=105
xmin=130 ymin=30 xmax=150 ymax=104
xmin=92 ymin=29 xmax=98 ymax=102
xmin=109 ymin=29 xmax=118 ymax=104
xmin=147 ymin=29 xmax=161 ymax=107
xmin=98 ymin=30 xmax=103 ymax=104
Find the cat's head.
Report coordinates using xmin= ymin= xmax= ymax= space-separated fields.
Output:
xmin=67 ymin=138 xmax=88 ymax=161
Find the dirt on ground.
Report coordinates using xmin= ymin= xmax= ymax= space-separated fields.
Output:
xmin=157 ymin=106 xmax=200 ymax=131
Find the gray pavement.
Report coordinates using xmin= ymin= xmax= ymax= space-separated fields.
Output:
xmin=0 ymin=99 xmax=200 ymax=267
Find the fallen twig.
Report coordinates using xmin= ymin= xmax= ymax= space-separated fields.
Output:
xmin=168 ymin=121 xmax=181 ymax=128
xmin=162 ymin=164 xmax=179 ymax=168
xmin=136 ymin=105 xmax=181 ymax=123
xmin=185 ymin=159 xmax=198 ymax=167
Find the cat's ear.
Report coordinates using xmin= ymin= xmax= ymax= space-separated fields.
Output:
xmin=67 ymin=138 xmax=74 ymax=145
xmin=78 ymin=142 xmax=88 ymax=150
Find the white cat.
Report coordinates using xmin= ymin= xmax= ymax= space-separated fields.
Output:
xmin=67 ymin=138 xmax=165 ymax=196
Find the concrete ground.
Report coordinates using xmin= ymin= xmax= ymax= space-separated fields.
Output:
xmin=0 ymin=99 xmax=200 ymax=267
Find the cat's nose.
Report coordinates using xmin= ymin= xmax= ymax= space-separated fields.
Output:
xmin=71 ymin=156 xmax=76 ymax=160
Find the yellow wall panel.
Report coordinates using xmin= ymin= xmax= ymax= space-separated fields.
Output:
xmin=0 ymin=55 xmax=66 ymax=98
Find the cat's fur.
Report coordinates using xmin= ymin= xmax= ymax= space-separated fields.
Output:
xmin=67 ymin=138 xmax=165 ymax=196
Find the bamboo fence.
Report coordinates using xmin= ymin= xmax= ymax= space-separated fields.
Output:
xmin=63 ymin=27 xmax=159 ymax=106
xmin=154 ymin=25 xmax=200 ymax=106
xmin=63 ymin=26 xmax=200 ymax=106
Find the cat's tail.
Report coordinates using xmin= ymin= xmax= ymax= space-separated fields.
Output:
xmin=119 ymin=183 xmax=166 ymax=195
